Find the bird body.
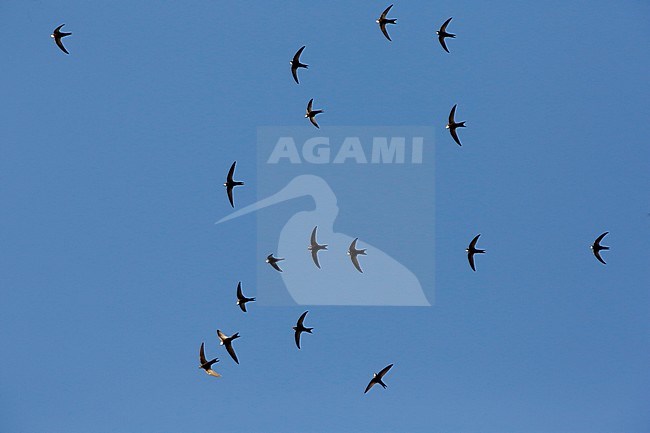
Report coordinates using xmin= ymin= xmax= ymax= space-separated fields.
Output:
xmin=51 ymin=24 xmax=72 ymax=54
xmin=199 ymin=342 xmax=221 ymax=377
xmin=306 ymin=99 xmax=324 ymax=129
xmin=446 ymin=104 xmax=466 ymax=146
xmin=364 ymin=364 xmax=393 ymax=393
xmin=591 ymin=232 xmax=610 ymax=265
xmin=291 ymin=46 xmax=308 ymax=84
xmin=266 ymin=253 xmax=285 ymax=272
xmin=293 ymin=311 xmax=313 ymax=349
xmin=308 ymin=226 xmax=328 ymax=269
xmin=217 ymin=330 xmax=241 ymax=364
xmin=466 ymin=234 xmax=486 ymax=271
xmin=236 ymin=282 xmax=255 ymax=312
xmin=224 ymin=161 xmax=244 ymax=208
xmin=347 ymin=238 xmax=367 ymax=273
xmin=376 ymin=5 xmax=397 ymax=41
xmin=436 ymin=17 xmax=456 ymax=53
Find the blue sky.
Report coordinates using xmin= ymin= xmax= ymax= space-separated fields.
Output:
xmin=1 ymin=1 xmax=649 ymax=432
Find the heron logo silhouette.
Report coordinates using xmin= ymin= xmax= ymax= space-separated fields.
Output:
xmin=217 ymin=126 xmax=435 ymax=306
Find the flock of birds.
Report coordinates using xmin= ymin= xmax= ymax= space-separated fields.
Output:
xmin=50 ymin=4 xmax=613 ymax=394
xmin=263 ymin=227 xmax=367 ymax=274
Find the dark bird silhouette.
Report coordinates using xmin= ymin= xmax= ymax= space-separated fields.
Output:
xmin=376 ymin=5 xmax=397 ymax=41
xmin=51 ymin=24 xmax=72 ymax=55
xmin=293 ymin=311 xmax=313 ymax=350
xmin=308 ymin=226 xmax=328 ymax=269
xmin=347 ymin=238 xmax=367 ymax=273
xmin=236 ymin=282 xmax=255 ymax=312
xmin=306 ymin=98 xmax=324 ymax=129
xmin=266 ymin=253 xmax=285 ymax=272
xmin=466 ymin=234 xmax=486 ymax=271
xmin=364 ymin=364 xmax=393 ymax=394
xmin=217 ymin=330 xmax=240 ymax=364
xmin=591 ymin=232 xmax=610 ymax=265
xmin=224 ymin=161 xmax=244 ymax=208
xmin=198 ymin=342 xmax=221 ymax=377
xmin=436 ymin=17 xmax=455 ymax=53
xmin=290 ymin=46 xmax=308 ymax=84
xmin=446 ymin=104 xmax=466 ymax=146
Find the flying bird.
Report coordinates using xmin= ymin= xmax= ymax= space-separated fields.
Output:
xmin=306 ymin=98 xmax=324 ymax=129
xmin=217 ymin=330 xmax=240 ymax=364
xmin=236 ymin=282 xmax=255 ymax=312
xmin=466 ymin=234 xmax=486 ymax=271
xmin=290 ymin=46 xmax=308 ymax=84
xmin=224 ymin=161 xmax=244 ymax=208
xmin=591 ymin=232 xmax=610 ymax=265
xmin=308 ymin=226 xmax=328 ymax=268
xmin=376 ymin=5 xmax=397 ymax=41
xmin=198 ymin=342 xmax=221 ymax=377
xmin=364 ymin=364 xmax=393 ymax=394
xmin=436 ymin=17 xmax=455 ymax=53
xmin=347 ymin=238 xmax=367 ymax=273
xmin=266 ymin=253 xmax=285 ymax=272
xmin=293 ymin=311 xmax=313 ymax=350
xmin=51 ymin=24 xmax=72 ymax=55
xmin=446 ymin=104 xmax=466 ymax=146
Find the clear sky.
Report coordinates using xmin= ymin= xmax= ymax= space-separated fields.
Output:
xmin=1 ymin=1 xmax=649 ymax=432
